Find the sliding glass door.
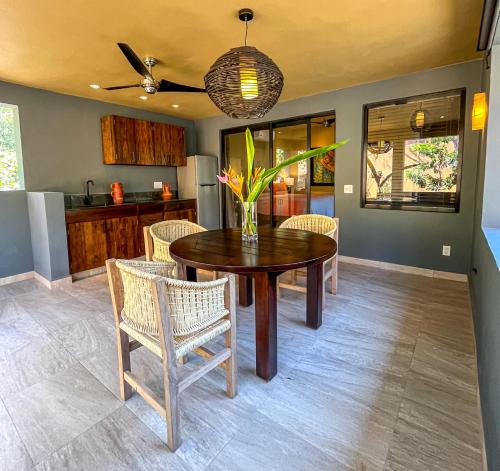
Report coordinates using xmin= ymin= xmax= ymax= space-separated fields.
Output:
xmin=221 ymin=112 xmax=336 ymax=228
xmin=272 ymin=121 xmax=308 ymax=226
xmin=223 ymin=126 xmax=270 ymax=228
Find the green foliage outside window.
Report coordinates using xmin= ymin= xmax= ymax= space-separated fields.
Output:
xmin=0 ymin=106 xmax=23 ymax=190
xmin=405 ymin=136 xmax=458 ymax=192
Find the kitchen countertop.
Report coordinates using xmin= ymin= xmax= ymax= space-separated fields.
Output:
xmin=64 ymin=190 xmax=192 ymax=211
xmin=64 ymin=197 xmax=194 ymax=212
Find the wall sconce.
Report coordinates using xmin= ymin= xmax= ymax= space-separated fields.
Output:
xmin=472 ymin=92 xmax=487 ymax=131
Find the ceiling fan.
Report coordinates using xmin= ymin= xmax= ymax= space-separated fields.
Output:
xmin=312 ymin=117 xmax=336 ymax=128
xmin=103 ymin=43 xmax=206 ymax=94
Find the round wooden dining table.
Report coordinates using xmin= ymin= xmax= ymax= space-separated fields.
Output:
xmin=169 ymin=227 xmax=337 ymax=381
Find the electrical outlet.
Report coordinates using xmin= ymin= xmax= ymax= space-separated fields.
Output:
xmin=442 ymin=245 xmax=451 ymax=256
xmin=344 ymin=184 xmax=353 ymax=194
xmin=153 ymin=181 xmax=163 ymax=189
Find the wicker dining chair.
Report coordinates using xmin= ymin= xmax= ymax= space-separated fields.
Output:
xmin=106 ymin=258 xmax=237 ymax=452
xmin=278 ymin=214 xmax=339 ymax=302
xmin=144 ymin=220 xmax=207 ymax=263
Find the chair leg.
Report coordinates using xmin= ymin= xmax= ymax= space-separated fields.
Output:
xmin=225 ymin=328 xmax=238 ymax=398
xmin=162 ymin=360 xmax=181 ymax=451
xmin=331 ymin=257 xmax=338 ymax=295
xmin=116 ymin=330 xmax=132 ymax=401
xmin=322 ymin=263 xmax=327 ymax=307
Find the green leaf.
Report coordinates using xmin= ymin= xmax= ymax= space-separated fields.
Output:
xmin=248 ymin=139 xmax=349 ymax=202
xmin=245 ymin=128 xmax=255 ymax=195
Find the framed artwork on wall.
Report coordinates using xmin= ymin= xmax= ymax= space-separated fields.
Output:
xmin=311 ymin=149 xmax=335 ymax=185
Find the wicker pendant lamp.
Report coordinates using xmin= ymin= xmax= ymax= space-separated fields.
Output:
xmin=204 ymin=9 xmax=284 ymax=119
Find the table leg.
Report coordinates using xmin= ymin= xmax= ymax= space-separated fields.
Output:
xmin=254 ymin=272 xmax=278 ymax=381
xmin=238 ymin=274 xmax=253 ymax=306
xmin=306 ymin=262 xmax=323 ymax=329
xmin=177 ymin=263 xmax=197 ymax=282
xmin=186 ymin=266 xmax=197 ymax=282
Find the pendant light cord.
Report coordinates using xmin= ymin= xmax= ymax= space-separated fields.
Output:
xmin=244 ymin=18 xmax=248 ymax=46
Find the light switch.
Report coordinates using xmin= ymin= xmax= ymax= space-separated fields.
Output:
xmin=153 ymin=181 xmax=163 ymax=189
xmin=344 ymin=184 xmax=353 ymax=194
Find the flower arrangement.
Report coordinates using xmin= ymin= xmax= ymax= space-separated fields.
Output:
xmin=218 ymin=128 xmax=349 ymax=240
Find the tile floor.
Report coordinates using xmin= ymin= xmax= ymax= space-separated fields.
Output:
xmin=0 ymin=263 xmax=485 ymax=470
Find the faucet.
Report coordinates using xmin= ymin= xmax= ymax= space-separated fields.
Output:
xmin=84 ymin=180 xmax=94 ymax=205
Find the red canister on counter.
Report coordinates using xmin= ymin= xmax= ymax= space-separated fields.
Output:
xmin=110 ymin=181 xmax=124 ymax=204
xmin=162 ymin=182 xmax=173 ymax=201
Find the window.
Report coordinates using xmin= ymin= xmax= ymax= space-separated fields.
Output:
xmin=0 ymin=103 xmax=24 ymax=190
xmin=362 ymin=89 xmax=465 ymax=212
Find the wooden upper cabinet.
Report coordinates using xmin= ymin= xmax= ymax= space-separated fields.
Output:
xmin=101 ymin=115 xmax=136 ymax=164
xmin=102 ymin=115 xmax=186 ymax=166
xmin=134 ymin=119 xmax=154 ymax=165
xmin=171 ymin=125 xmax=186 ymax=166
xmin=153 ymin=122 xmax=171 ymax=166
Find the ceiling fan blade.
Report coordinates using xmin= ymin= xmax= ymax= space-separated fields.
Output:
xmin=117 ymin=43 xmax=153 ymax=80
xmin=158 ymin=79 xmax=206 ymax=93
xmin=103 ymin=84 xmax=141 ymax=90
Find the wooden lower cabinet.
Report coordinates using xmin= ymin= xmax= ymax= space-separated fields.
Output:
xmin=66 ymin=200 xmax=197 ymax=274
xmin=67 ymin=220 xmax=108 ymax=273
xmin=105 ymin=216 xmax=138 ymax=259
xmin=137 ymin=212 xmax=163 ymax=256
xmin=164 ymin=208 xmax=196 ymax=221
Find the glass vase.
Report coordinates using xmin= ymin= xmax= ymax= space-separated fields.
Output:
xmin=241 ymin=201 xmax=258 ymax=242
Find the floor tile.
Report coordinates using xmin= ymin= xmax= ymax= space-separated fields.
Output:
xmin=0 ymin=399 xmax=33 ymax=471
xmin=0 ymin=336 xmax=77 ymax=399
xmin=206 ymin=410 xmax=340 ymax=471
xmin=4 ymin=363 xmax=121 ymax=464
xmin=0 ymin=299 xmax=47 ymax=354
xmin=35 ymin=406 xmax=191 ymax=471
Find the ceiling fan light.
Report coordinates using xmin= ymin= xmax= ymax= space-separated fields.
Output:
xmin=89 ymin=84 xmax=100 ymax=89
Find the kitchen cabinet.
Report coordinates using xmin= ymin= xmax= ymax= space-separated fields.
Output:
xmin=105 ymin=216 xmax=138 ymax=259
xmin=66 ymin=199 xmax=197 ymax=274
xmin=152 ymin=122 xmax=172 ymax=165
xmin=101 ymin=115 xmax=136 ymax=164
xmin=101 ymin=115 xmax=186 ymax=166
xmin=67 ymin=220 xmax=108 ymax=273
xmin=134 ymin=119 xmax=154 ymax=165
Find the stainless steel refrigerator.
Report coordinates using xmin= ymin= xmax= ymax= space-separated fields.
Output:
xmin=177 ymin=155 xmax=221 ymax=230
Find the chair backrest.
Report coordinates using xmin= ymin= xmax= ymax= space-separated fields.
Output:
xmin=114 ymin=259 xmax=228 ymax=337
xmin=149 ymin=220 xmax=207 ymax=262
xmin=280 ymin=214 xmax=337 ymax=239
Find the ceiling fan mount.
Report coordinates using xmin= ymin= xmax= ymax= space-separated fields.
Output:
xmin=103 ymin=43 xmax=206 ymax=95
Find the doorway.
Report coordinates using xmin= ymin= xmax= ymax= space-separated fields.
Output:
xmin=221 ymin=111 xmax=336 ymax=228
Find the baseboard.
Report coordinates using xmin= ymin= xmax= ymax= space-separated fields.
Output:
xmin=33 ymin=272 xmax=73 ymax=290
xmin=339 ymin=255 xmax=468 ymax=282
xmin=72 ymin=266 xmax=107 ymax=281
xmin=0 ymin=271 xmax=34 ymax=286
xmin=0 ymin=271 xmax=73 ymax=289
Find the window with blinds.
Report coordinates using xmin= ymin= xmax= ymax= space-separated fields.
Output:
xmin=361 ymin=89 xmax=465 ymax=212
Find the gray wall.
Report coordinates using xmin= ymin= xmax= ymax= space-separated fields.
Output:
xmin=0 ymin=80 xmax=195 ymax=278
xmin=0 ymin=191 xmax=33 ymax=278
xmin=27 ymin=192 xmax=69 ymax=281
xmin=470 ymin=50 xmax=500 ymax=471
xmin=0 ymin=80 xmax=195 ymax=194
xmin=196 ymin=60 xmax=482 ymax=274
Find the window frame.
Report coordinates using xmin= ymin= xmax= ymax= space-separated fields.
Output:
xmin=360 ymin=88 xmax=466 ymax=213
xmin=0 ymin=102 xmax=25 ymax=191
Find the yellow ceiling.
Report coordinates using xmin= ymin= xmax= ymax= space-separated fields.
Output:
xmin=0 ymin=0 xmax=483 ymax=120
